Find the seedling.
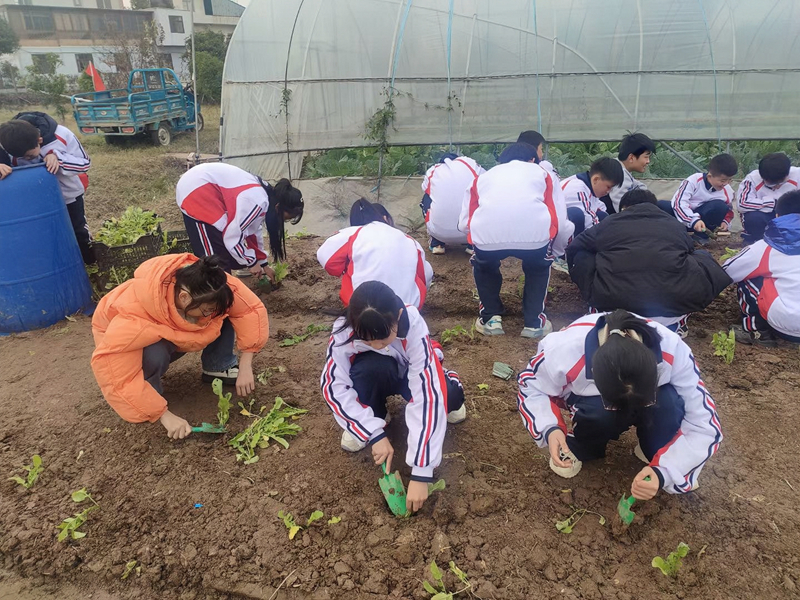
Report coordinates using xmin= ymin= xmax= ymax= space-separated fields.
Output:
xmin=288 ymin=228 xmax=314 ymax=239
xmin=256 ymin=365 xmax=287 ymax=385
xmin=712 ymin=329 xmax=735 ymax=364
xmin=440 ymin=324 xmax=475 ymax=344
xmin=279 ymin=324 xmax=332 ymax=347
xmin=8 ymin=454 xmax=43 ymax=489
xmin=477 ymin=383 xmax=489 ymax=393
xmin=555 ymin=507 xmax=606 ymax=534
xmin=719 ymin=247 xmax=739 ymax=262
xmin=57 ymin=488 xmax=100 ymax=542
xmin=652 ymin=542 xmax=690 ymax=577
xmin=421 ymin=560 xmax=472 ymax=599
xmin=121 ymin=560 xmax=141 ymax=580
xmin=212 ymin=378 xmax=232 ymax=427
xmin=273 ymin=261 xmax=289 ymax=283
xmin=278 ymin=509 xmax=333 ymax=539
xmin=95 ymin=207 xmax=163 ymax=246
xmin=229 ymin=397 xmax=308 ymax=464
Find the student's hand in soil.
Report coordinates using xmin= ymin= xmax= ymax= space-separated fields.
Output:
xmin=547 ymin=429 xmax=573 ymax=468
xmin=159 ymin=410 xmax=192 ymax=440
xmin=406 ymin=480 xmax=429 ymax=513
xmin=44 ymin=153 xmax=60 ymax=174
xmin=0 ymin=164 xmax=11 ymax=180
xmin=248 ymin=264 xmax=265 ymax=278
xmin=718 ymin=221 xmax=729 ymax=232
xmin=631 ymin=466 xmax=659 ymax=500
xmin=262 ymin=265 xmax=277 ymax=284
xmin=693 ymin=220 xmax=707 ymax=233
xmin=235 ymin=365 xmax=255 ymax=396
xmin=371 ymin=437 xmax=394 ymax=473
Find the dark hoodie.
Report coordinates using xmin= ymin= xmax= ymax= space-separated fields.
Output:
xmin=13 ymin=111 xmax=59 ymax=145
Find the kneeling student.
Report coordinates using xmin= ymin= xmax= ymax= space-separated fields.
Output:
xmin=561 ymin=157 xmax=624 ymax=236
xmin=736 ymin=153 xmax=800 ymax=244
xmin=517 ymin=310 xmax=722 ymax=499
xmin=321 ymin=281 xmax=465 ymax=513
xmin=723 ymin=190 xmax=800 ymax=346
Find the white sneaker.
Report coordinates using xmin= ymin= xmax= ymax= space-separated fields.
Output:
xmin=475 ymin=316 xmax=504 ymax=336
xmin=549 ymin=449 xmax=583 ymax=478
xmin=446 ymin=404 xmax=467 ymax=424
xmin=464 ymin=246 xmax=474 ymax=256
xmin=202 ymin=366 xmax=239 ymax=384
xmin=340 ymin=430 xmax=367 ymax=452
xmin=232 ymin=269 xmax=252 ymax=278
xmin=634 ymin=443 xmax=649 ymax=464
xmin=552 ymin=257 xmax=569 ymax=274
xmin=430 ymin=245 xmax=446 ymax=255
xmin=521 ymin=320 xmax=553 ymax=339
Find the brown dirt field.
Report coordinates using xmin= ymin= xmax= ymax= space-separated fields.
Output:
xmin=2 ymin=233 xmax=800 ymax=600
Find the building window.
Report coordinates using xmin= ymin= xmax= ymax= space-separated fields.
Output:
xmin=168 ymin=15 xmax=184 ymax=33
xmin=159 ymin=53 xmax=173 ymax=69
xmin=23 ymin=11 xmax=54 ymax=32
xmin=18 ymin=0 xmax=33 ymax=5
xmin=73 ymin=0 xmax=82 ymax=5
xmin=75 ymin=53 xmax=94 ymax=72
xmin=96 ymin=0 xmax=112 ymax=8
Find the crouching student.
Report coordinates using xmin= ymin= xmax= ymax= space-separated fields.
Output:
xmin=561 ymin=158 xmax=624 ymax=236
xmin=737 ymin=153 xmax=800 ymax=244
xmin=91 ymin=254 xmax=269 ymax=439
xmin=421 ymin=153 xmax=484 ymax=254
xmin=321 ymin=281 xmax=465 ymax=512
xmin=566 ymin=189 xmax=731 ymax=337
xmin=517 ymin=310 xmax=722 ymax=499
xmin=605 ymin=132 xmax=656 ymax=214
xmin=460 ymin=142 xmax=574 ymax=339
xmin=517 ymin=130 xmax=560 ymax=182
xmin=317 ymin=199 xmax=433 ymax=308
xmin=723 ymin=191 xmax=800 ymax=347
xmin=661 ymin=154 xmax=737 ymax=245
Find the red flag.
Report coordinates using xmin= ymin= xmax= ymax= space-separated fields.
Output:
xmin=84 ymin=62 xmax=106 ymax=92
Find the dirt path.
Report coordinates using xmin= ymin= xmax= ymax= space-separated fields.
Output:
xmin=1 ymin=234 xmax=799 ymax=600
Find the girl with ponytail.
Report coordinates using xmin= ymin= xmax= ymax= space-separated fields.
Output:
xmin=91 ymin=253 xmax=269 ymax=441
xmin=517 ymin=310 xmax=722 ymax=500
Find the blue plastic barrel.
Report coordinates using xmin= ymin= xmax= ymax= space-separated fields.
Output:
xmin=0 ymin=164 xmax=93 ymax=333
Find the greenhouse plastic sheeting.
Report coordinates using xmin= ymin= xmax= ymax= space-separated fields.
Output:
xmin=221 ymin=0 xmax=800 ymax=178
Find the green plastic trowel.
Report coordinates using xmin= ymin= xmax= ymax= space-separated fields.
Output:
xmin=617 ymin=476 xmax=651 ymax=525
xmin=191 ymin=423 xmax=226 ymax=434
xmin=379 ymin=463 xmax=447 ymax=518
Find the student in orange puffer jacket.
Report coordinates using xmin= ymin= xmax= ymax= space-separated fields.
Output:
xmin=91 ymin=253 xmax=268 ymax=439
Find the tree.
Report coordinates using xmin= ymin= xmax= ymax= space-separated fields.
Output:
xmin=0 ymin=18 xmax=19 ymax=55
xmin=22 ymin=53 xmax=69 ymax=120
xmin=1 ymin=61 xmax=19 ymax=89
xmin=99 ymin=21 xmax=165 ymax=89
xmin=183 ymin=30 xmax=229 ymax=103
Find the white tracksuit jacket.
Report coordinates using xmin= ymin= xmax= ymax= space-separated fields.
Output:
xmin=671 ymin=173 xmax=734 ymax=227
xmin=422 ymin=156 xmax=484 ymax=244
xmin=12 ymin=125 xmax=90 ymax=203
xmin=458 ymin=160 xmax=573 ymax=256
xmin=517 ymin=313 xmax=722 ymax=494
xmin=736 ymin=167 xmax=800 ymax=215
xmin=321 ymin=306 xmax=448 ymax=481
xmin=176 ymin=163 xmax=270 ymax=268
xmin=561 ymin=173 xmax=608 ymax=230
xmin=723 ymin=214 xmax=800 ymax=338
xmin=607 ymin=160 xmax=648 ymax=212
xmin=317 ymin=221 xmax=433 ymax=308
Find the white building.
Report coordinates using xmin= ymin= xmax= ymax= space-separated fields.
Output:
xmin=0 ymin=0 xmax=242 ymax=83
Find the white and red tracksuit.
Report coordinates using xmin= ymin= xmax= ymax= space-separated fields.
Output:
xmin=317 ymin=221 xmax=433 ymax=308
xmin=320 ymin=305 xmax=449 ymax=481
xmin=176 ymin=163 xmax=270 ymax=268
xmin=458 ymin=160 xmax=573 ymax=256
xmin=422 ymin=156 xmax=485 ymax=244
xmin=561 ymin=172 xmax=607 ymax=230
xmin=517 ymin=313 xmax=722 ymax=494
xmin=736 ymin=167 xmax=800 ymax=215
xmin=671 ymin=173 xmax=734 ymax=227
xmin=12 ymin=124 xmax=90 ymax=203
xmin=723 ymin=214 xmax=800 ymax=338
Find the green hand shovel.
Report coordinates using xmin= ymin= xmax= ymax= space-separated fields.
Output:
xmin=617 ymin=476 xmax=651 ymax=525
xmin=191 ymin=422 xmax=226 ymax=434
xmin=379 ymin=462 xmax=408 ymax=517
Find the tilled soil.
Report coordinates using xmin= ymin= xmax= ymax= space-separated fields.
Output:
xmin=1 ymin=234 xmax=799 ymax=600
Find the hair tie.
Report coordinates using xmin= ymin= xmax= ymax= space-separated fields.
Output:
xmin=609 ymin=328 xmax=627 ymax=337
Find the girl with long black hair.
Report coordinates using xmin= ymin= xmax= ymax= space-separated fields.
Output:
xmin=517 ymin=310 xmax=722 ymax=500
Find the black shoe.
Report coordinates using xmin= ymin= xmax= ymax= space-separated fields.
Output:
xmin=733 ymin=326 xmax=778 ymax=348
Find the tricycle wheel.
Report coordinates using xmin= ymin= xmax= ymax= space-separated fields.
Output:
xmin=195 ymin=113 xmax=204 ymax=132
xmin=151 ymin=122 xmax=172 ymax=146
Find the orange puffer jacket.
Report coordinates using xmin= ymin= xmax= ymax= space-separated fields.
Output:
xmin=91 ymin=253 xmax=269 ymax=423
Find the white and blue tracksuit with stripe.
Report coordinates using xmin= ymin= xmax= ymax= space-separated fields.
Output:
xmin=321 ymin=305 xmax=449 ymax=482
xmin=517 ymin=313 xmax=722 ymax=494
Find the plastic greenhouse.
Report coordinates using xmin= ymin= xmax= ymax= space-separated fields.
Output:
xmin=220 ymin=0 xmax=800 ymax=179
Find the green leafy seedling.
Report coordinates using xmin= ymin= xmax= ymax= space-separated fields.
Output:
xmin=327 ymin=516 xmax=342 ymax=525
xmin=8 ymin=454 xmax=43 ymax=489
xmin=95 ymin=207 xmax=163 ymax=247
xmin=121 ymin=560 xmax=139 ymax=580
xmin=306 ymin=510 xmax=324 ymax=526
xmin=279 ymin=323 xmax=331 ymax=347
xmin=652 ymin=542 xmax=690 ymax=577
xmin=211 ymin=378 xmax=232 ymax=427
xmin=555 ymin=507 xmax=606 ymax=534
xmin=421 ymin=559 xmax=472 ymax=599
xmin=273 ymin=261 xmax=289 ymax=283
xmin=719 ymin=247 xmax=739 ymax=262
xmin=278 ymin=509 xmax=332 ymax=539
xmin=256 ymin=365 xmax=286 ymax=385
xmin=229 ymin=397 xmax=308 ymax=464
xmin=57 ymin=488 xmax=100 ymax=542
xmin=712 ymin=329 xmax=735 ymax=364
